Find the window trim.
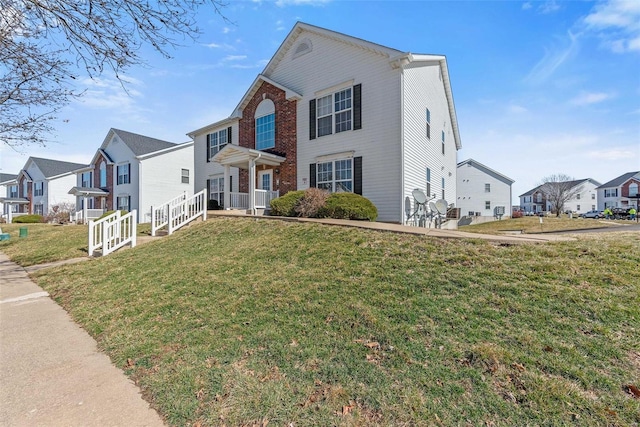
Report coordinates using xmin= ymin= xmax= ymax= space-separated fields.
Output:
xmin=255 ymin=113 xmax=276 ymax=150
xmin=117 ymin=164 xmax=130 ymax=185
xmin=208 ymin=176 xmax=224 ymax=207
xmin=34 ymin=181 xmax=44 ymax=197
xmin=181 ymin=169 xmax=189 ymax=184
xmin=316 ymin=158 xmax=353 ymax=193
xmin=207 ymin=128 xmax=228 ymax=159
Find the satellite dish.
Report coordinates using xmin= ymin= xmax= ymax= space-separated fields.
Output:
xmin=429 ymin=201 xmax=437 ymax=212
xmin=412 ymin=189 xmax=427 ymax=204
xmin=435 ymin=199 xmax=448 ymax=214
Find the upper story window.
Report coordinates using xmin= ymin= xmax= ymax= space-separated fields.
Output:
xmin=100 ymin=161 xmax=107 ymax=187
xmin=442 ymin=177 xmax=445 ymax=200
xmin=591 ymin=193 xmax=595 ymax=200
xmin=9 ymin=185 xmax=18 ymax=198
xmin=181 ymin=169 xmax=189 ymax=184
xmin=81 ymin=171 xmax=92 ymax=188
xmin=441 ymin=131 xmax=445 ymax=155
xmin=536 ymin=193 xmax=542 ymax=203
xmin=630 ymin=183 xmax=638 ymax=197
xmin=207 ymin=128 xmax=228 ymax=159
xmin=255 ymin=99 xmax=275 ymax=150
xmin=22 ymin=180 xmax=28 ymax=197
xmin=34 ymin=181 xmax=44 ymax=197
xmin=604 ymin=188 xmax=618 ymax=198
xmin=426 ymin=109 xmax=431 ymax=140
xmin=117 ymin=163 xmax=130 ymax=185
xmin=426 ymin=167 xmax=431 ymax=198
xmin=485 ymin=183 xmax=491 ymax=193
xmin=576 ymin=193 xmax=581 ymax=200
xmin=309 ymin=84 xmax=362 ymax=140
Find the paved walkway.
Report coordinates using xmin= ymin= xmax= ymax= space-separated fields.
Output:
xmin=0 ymin=253 xmax=165 ymax=427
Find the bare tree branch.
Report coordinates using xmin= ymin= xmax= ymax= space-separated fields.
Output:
xmin=0 ymin=0 xmax=229 ymax=148
xmin=539 ymin=174 xmax=583 ymax=217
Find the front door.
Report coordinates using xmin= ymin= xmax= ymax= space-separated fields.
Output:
xmin=258 ymin=170 xmax=272 ymax=191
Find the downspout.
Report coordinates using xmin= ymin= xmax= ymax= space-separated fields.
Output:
xmin=399 ymin=64 xmax=406 ymax=224
xmin=251 ymin=152 xmax=262 ymax=215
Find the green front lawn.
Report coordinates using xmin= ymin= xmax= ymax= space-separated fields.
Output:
xmin=28 ymin=218 xmax=639 ymax=426
xmin=461 ymin=216 xmax=633 ymax=235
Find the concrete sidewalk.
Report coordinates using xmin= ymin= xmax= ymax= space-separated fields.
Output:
xmin=0 ymin=253 xmax=165 ymax=427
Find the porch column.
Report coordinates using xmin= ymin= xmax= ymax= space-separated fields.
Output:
xmin=83 ymin=195 xmax=88 ymax=222
xmin=7 ymin=206 xmax=12 ymax=224
xmin=249 ymin=159 xmax=256 ymax=215
xmin=224 ymin=164 xmax=231 ymax=210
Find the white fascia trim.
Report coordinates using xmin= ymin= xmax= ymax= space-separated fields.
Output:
xmin=47 ymin=171 xmax=75 ymax=181
xmin=187 ymin=117 xmax=238 ymax=138
xmin=230 ymin=74 xmax=302 ymax=119
xmin=315 ymin=150 xmax=355 ymax=163
xmin=136 ymin=141 xmax=194 ymax=160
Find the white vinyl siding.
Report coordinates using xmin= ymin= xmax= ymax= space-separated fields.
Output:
xmin=273 ymin=32 xmax=401 ymax=222
xmin=457 ymin=161 xmax=513 ymax=219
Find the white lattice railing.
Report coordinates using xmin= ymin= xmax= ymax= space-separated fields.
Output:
xmin=88 ymin=210 xmax=137 ymax=257
xmin=73 ymin=209 xmax=105 ymax=223
xmin=151 ymin=189 xmax=207 ymax=236
xmin=228 ymin=190 xmax=279 ymax=210
xmin=229 ymin=192 xmax=248 ymax=209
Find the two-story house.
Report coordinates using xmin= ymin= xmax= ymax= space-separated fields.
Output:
xmin=456 ymin=159 xmax=514 ymax=221
xmin=520 ymin=178 xmax=600 ymax=215
xmin=188 ymin=22 xmax=461 ymax=223
xmin=69 ymin=128 xmax=194 ymax=223
xmin=0 ymin=173 xmax=18 ymax=221
xmin=596 ymin=171 xmax=640 ymax=210
xmin=0 ymin=158 xmax=87 ymax=222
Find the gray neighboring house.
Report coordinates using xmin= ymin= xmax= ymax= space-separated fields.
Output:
xmin=596 ymin=171 xmax=640 ymax=210
xmin=456 ymin=159 xmax=514 ymax=222
xmin=519 ymin=178 xmax=600 ymax=215
xmin=1 ymin=173 xmax=19 ymax=221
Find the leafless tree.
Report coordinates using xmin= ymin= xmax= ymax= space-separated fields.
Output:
xmin=540 ymin=174 xmax=583 ymax=217
xmin=1 ymin=0 xmax=228 ymax=148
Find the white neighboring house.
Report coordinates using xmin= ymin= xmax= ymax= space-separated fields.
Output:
xmin=69 ymin=128 xmax=194 ymax=223
xmin=188 ymin=22 xmax=461 ymax=223
xmin=519 ymin=178 xmax=600 ymax=215
xmin=596 ymin=171 xmax=640 ymax=210
xmin=456 ymin=159 xmax=514 ymax=221
xmin=0 ymin=173 xmax=18 ymax=221
xmin=0 ymin=158 xmax=87 ymax=223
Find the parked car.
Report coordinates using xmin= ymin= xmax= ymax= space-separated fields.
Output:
xmin=581 ymin=210 xmax=603 ymax=219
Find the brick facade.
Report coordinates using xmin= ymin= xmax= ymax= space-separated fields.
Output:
xmin=238 ymin=81 xmax=297 ymax=194
xmin=92 ymin=153 xmax=114 ymax=209
xmin=621 ymin=178 xmax=640 ymax=198
xmin=18 ymin=176 xmax=31 ymax=214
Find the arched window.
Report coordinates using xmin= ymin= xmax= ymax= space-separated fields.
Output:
xmin=255 ymin=99 xmax=275 ymax=150
xmin=100 ymin=161 xmax=107 ymax=187
xmin=630 ymin=182 xmax=638 ymax=197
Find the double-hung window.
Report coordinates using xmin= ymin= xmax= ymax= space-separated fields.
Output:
xmin=207 ymin=129 xmax=228 ymax=159
xmin=34 ymin=204 xmax=44 ymax=215
xmin=426 ymin=108 xmax=431 ymax=140
xmin=604 ymin=189 xmax=617 ymax=198
xmin=485 ymin=183 xmax=490 ymax=193
xmin=117 ymin=164 xmax=130 ymax=185
xmin=81 ymin=172 xmax=92 ymax=188
xmin=441 ymin=131 xmax=445 ymax=155
xmin=116 ymin=196 xmax=130 ymax=211
xmin=442 ymin=177 xmax=445 ymax=200
xmin=9 ymin=185 xmax=18 ymax=198
xmin=34 ymin=182 xmax=44 ymax=197
xmin=317 ymin=159 xmax=353 ymax=193
xmin=310 ymin=84 xmax=361 ymax=139
xmin=100 ymin=162 xmax=107 ymax=187
xmin=426 ymin=168 xmax=431 ymax=198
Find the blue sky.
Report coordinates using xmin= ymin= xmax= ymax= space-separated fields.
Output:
xmin=1 ymin=0 xmax=638 ymax=202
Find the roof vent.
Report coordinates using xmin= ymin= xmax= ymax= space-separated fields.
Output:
xmin=293 ymin=38 xmax=312 ymax=59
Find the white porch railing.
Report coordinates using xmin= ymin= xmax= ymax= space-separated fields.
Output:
xmin=151 ymin=189 xmax=207 ymax=236
xmin=88 ymin=210 xmax=137 ymax=257
xmin=73 ymin=209 xmax=105 ymax=223
xmin=228 ymin=190 xmax=279 ymax=209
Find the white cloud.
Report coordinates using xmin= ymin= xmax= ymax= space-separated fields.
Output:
xmin=522 ymin=2 xmax=532 ymax=11
xmin=222 ymin=27 xmax=231 ymax=34
xmin=223 ymin=55 xmax=247 ymax=61
xmin=570 ymin=91 xmax=614 ymax=106
xmin=582 ymin=0 xmax=640 ymax=53
xmin=74 ymin=77 xmax=151 ymax=123
xmin=508 ymin=104 xmax=528 ymax=114
xmin=539 ymin=0 xmax=561 ymax=14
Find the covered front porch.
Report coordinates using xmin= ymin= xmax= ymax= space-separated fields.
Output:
xmin=0 ymin=198 xmax=29 ymax=223
xmin=212 ymin=145 xmax=284 ymax=214
xmin=68 ymin=187 xmax=109 ymax=222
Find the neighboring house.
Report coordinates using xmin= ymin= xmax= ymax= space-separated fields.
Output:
xmin=456 ymin=159 xmax=514 ymax=220
xmin=188 ymin=22 xmax=461 ymax=223
xmin=0 ymin=157 xmax=87 ymax=222
xmin=0 ymin=173 xmax=18 ymax=221
xmin=519 ymin=178 xmax=600 ymax=214
xmin=596 ymin=171 xmax=640 ymax=210
xmin=69 ymin=128 xmax=194 ymax=223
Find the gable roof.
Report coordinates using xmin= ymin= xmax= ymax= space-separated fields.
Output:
xmin=103 ymin=129 xmax=178 ymax=156
xmin=0 ymin=173 xmax=17 ymax=184
xmin=231 ymin=75 xmax=302 ymax=119
xmin=457 ymin=158 xmax=514 ymax=185
xmin=519 ymin=178 xmax=600 ymax=198
xmin=596 ymin=171 xmax=640 ymax=189
xmin=27 ymin=157 xmax=88 ymax=179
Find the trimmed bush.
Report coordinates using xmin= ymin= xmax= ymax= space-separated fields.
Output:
xmin=318 ymin=193 xmax=378 ymax=221
xmin=14 ymin=214 xmax=44 ymax=223
xmin=295 ymin=188 xmax=329 ymax=218
xmin=270 ymin=190 xmax=304 ymax=217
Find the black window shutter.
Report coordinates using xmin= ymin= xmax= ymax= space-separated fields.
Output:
xmin=128 ymin=196 xmax=131 ymax=212
xmin=354 ymin=156 xmax=362 ymax=195
xmin=229 ymin=176 xmax=233 ymax=193
xmin=309 ymin=99 xmax=316 ymax=140
xmin=309 ymin=164 xmax=316 ymax=188
xmin=207 ymin=179 xmax=211 ymax=199
xmin=206 ymin=134 xmax=211 ymax=162
xmin=353 ymin=84 xmax=362 ymax=130
xmin=227 ymin=126 xmax=232 ymax=145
